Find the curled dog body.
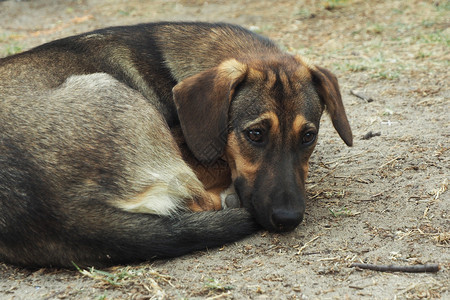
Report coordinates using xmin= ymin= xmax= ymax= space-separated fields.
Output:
xmin=0 ymin=22 xmax=352 ymax=267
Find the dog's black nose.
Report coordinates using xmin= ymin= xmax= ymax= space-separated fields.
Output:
xmin=271 ymin=209 xmax=303 ymax=232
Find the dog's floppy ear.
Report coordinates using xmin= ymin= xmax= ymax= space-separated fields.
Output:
xmin=310 ymin=66 xmax=353 ymax=146
xmin=173 ymin=59 xmax=248 ymax=164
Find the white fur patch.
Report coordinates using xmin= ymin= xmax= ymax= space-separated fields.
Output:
xmin=117 ymin=171 xmax=205 ymax=216
xmin=117 ymin=183 xmax=186 ymax=216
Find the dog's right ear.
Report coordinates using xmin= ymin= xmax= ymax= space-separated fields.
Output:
xmin=173 ymin=59 xmax=248 ymax=165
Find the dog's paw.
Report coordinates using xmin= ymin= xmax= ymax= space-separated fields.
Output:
xmin=220 ymin=185 xmax=241 ymax=209
xmin=224 ymin=193 xmax=240 ymax=208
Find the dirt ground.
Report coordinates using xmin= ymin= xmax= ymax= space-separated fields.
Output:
xmin=0 ymin=0 xmax=448 ymax=299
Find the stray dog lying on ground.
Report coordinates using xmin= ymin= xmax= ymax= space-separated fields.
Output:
xmin=0 ymin=22 xmax=352 ymax=267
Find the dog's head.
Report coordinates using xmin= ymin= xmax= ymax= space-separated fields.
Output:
xmin=173 ymin=55 xmax=352 ymax=232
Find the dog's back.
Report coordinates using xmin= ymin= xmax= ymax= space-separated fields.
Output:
xmin=0 ymin=22 xmax=278 ymax=125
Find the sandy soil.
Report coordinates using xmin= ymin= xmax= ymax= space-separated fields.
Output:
xmin=0 ymin=0 xmax=448 ymax=299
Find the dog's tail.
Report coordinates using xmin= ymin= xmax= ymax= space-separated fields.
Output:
xmin=1 ymin=200 xmax=259 ymax=268
xmin=78 ymin=206 xmax=260 ymax=267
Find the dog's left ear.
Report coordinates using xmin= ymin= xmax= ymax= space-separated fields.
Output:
xmin=310 ymin=66 xmax=353 ymax=146
xmin=173 ymin=59 xmax=248 ymax=164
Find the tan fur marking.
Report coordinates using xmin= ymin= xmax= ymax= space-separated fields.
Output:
xmin=188 ymin=164 xmax=230 ymax=211
xmin=302 ymin=162 xmax=309 ymax=182
xmin=188 ymin=190 xmax=222 ymax=211
xmin=218 ymin=59 xmax=248 ymax=82
xmin=263 ymin=111 xmax=280 ymax=134
xmin=247 ymin=64 xmax=277 ymax=89
xmin=247 ymin=67 xmax=265 ymax=81
xmin=279 ymin=70 xmax=291 ymax=94
xmin=266 ymin=69 xmax=277 ymax=90
xmin=293 ymin=55 xmax=313 ymax=81
xmin=294 ymin=54 xmax=314 ymax=70
xmin=244 ymin=111 xmax=280 ymax=135
xmin=295 ymin=66 xmax=312 ymax=82
xmin=226 ymin=132 xmax=259 ymax=183
xmin=205 ymin=187 xmax=227 ymax=210
xmin=292 ymin=114 xmax=307 ymax=135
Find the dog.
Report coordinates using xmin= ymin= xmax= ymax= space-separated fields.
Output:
xmin=0 ymin=22 xmax=352 ymax=267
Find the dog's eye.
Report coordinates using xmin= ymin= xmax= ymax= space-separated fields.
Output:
xmin=302 ymin=131 xmax=316 ymax=145
xmin=246 ymin=128 xmax=265 ymax=144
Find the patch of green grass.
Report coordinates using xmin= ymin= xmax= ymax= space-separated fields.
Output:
xmin=342 ymin=62 xmax=368 ymax=72
xmin=5 ymin=44 xmax=22 ymax=56
xmin=417 ymin=31 xmax=450 ymax=46
xmin=350 ymin=29 xmax=362 ymax=36
xmin=366 ymin=23 xmax=385 ymax=35
xmin=333 ymin=48 xmax=405 ymax=81
xmin=295 ymin=8 xmax=314 ymax=19
xmin=322 ymin=0 xmax=348 ymax=10
xmin=421 ymin=20 xmax=436 ymax=28
xmin=0 ymin=33 xmax=24 ymax=56
xmin=416 ymin=51 xmax=431 ymax=59
xmin=392 ymin=22 xmax=415 ymax=34
xmin=73 ymin=262 xmax=136 ymax=286
xmin=316 ymin=190 xmax=346 ymax=199
xmin=369 ymin=51 xmax=385 ymax=64
xmin=328 ymin=206 xmax=358 ymax=217
xmin=204 ymin=278 xmax=234 ymax=292
xmin=434 ymin=1 xmax=450 ymax=11
xmin=373 ymin=70 xmax=400 ymax=80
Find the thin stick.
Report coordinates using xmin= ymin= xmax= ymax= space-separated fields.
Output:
xmin=296 ymin=236 xmax=320 ymax=255
xmin=377 ymin=155 xmax=402 ymax=169
xmin=206 ymin=291 xmax=232 ymax=300
xmin=350 ymin=263 xmax=440 ymax=273
xmin=350 ymin=89 xmax=374 ymax=103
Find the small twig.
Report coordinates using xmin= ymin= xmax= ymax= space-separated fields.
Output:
xmin=206 ymin=291 xmax=232 ymax=300
xmin=317 ymin=256 xmax=340 ymax=262
xmin=296 ymin=236 xmax=320 ymax=255
xmin=371 ymin=192 xmax=383 ymax=198
xmin=349 ymin=285 xmax=365 ymax=290
xmin=350 ymin=89 xmax=374 ymax=103
xmin=350 ymin=263 xmax=440 ymax=273
xmin=300 ymin=251 xmax=323 ymax=256
xmin=377 ymin=155 xmax=402 ymax=169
